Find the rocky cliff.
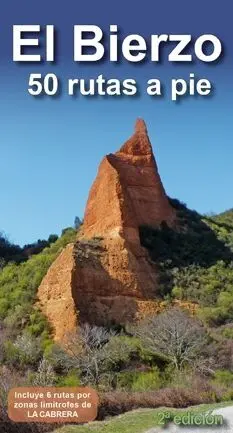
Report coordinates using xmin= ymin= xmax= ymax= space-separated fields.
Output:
xmin=38 ymin=119 xmax=176 ymax=341
xmin=83 ymin=118 xmax=175 ymax=241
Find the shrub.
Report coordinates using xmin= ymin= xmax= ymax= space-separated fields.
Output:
xmin=131 ymin=369 xmax=162 ymax=391
xmin=116 ymin=369 xmax=163 ymax=392
xmin=221 ymin=389 xmax=233 ymax=401
xmin=221 ymin=326 xmax=233 ymax=339
xmin=56 ymin=371 xmax=80 ymax=387
xmin=135 ymin=308 xmax=207 ymax=370
xmin=98 ymin=387 xmax=217 ymax=419
xmin=171 ymin=286 xmax=183 ymax=300
xmin=213 ymin=370 xmax=233 ymax=387
xmin=3 ymin=334 xmax=42 ymax=369
xmin=33 ymin=358 xmax=56 ymax=386
xmin=0 ymin=299 xmax=10 ymax=319
xmin=104 ymin=335 xmax=140 ymax=370
xmin=0 ymin=228 xmax=77 ymax=366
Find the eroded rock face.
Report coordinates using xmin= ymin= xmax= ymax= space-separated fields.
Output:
xmin=83 ymin=118 xmax=175 ymax=242
xmin=38 ymin=120 xmax=176 ymax=341
xmin=37 ymin=244 xmax=78 ymax=341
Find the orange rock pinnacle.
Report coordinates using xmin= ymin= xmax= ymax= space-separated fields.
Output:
xmin=83 ymin=119 xmax=175 ymax=240
xmin=38 ymin=120 xmax=176 ymax=341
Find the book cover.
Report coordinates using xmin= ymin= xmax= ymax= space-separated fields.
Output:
xmin=0 ymin=1 xmax=232 ymax=432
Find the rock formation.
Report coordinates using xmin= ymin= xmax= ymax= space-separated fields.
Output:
xmin=83 ymin=118 xmax=175 ymax=241
xmin=38 ymin=119 xmax=176 ymax=341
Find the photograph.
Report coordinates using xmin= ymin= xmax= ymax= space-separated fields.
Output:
xmin=0 ymin=1 xmax=233 ymax=432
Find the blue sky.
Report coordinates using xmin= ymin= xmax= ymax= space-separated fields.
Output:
xmin=0 ymin=0 xmax=232 ymax=245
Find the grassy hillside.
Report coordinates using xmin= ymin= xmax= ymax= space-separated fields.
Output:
xmin=140 ymin=201 xmax=233 ymax=326
xmin=52 ymin=403 xmax=232 ymax=433
xmin=0 ymin=228 xmax=76 ymax=359
xmin=0 ymin=232 xmax=59 ymax=268
xmin=1 ymin=205 xmax=233 ymax=431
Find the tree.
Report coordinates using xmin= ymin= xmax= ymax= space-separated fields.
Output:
xmin=0 ymin=324 xmax=7 ymax=363
xmin=0 ymin=258 xmax=5 ymax=270
xmin=0 ymin=366 xmax=21 ymax=417
xmin=33 ymin=357 xmax=56 ymax=386
xmin=0 ymin=232 xmax=22 ymax=264
xmin=48 ymin=234 xmax=58 ymax=244
xmin=74 ymin=216 xmax=82 ymax=230
xmin=14 ymin=333 xmax=42 ymax=366
xmin=135 ymin=308 xmax=206 ymax=370
xmin=64 ymin=324 xmax=116 ymax=389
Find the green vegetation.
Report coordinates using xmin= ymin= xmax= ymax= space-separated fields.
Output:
xmin=0 ymin=228 xmax=76 ymax=319
xmin=128 ymin=369 xmax=162 ymax=392
xmin=0 ymin=231 xmax=59 ymax=268
xmin=0 ymin=227 xmax=76 ymax=365
xmin=52 ymin=403 xmax=233 ymax=433
xmin=140 ymin=201 xmax=233 ymax=326
xmin=0 ymin=234 xmax=22 ymax=267
xmin=1 ymin=204 xmax=233 ymax=431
